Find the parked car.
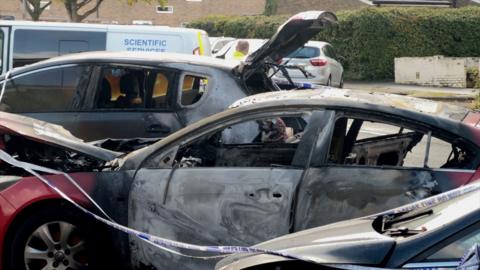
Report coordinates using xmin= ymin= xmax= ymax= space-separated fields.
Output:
xmin=213 ymin=38 xmax=268 ymax=60
xmin=210 ymin=36 xmax=235 ymax=54
xmin=1 ymin=88 xmax=480 ymax=270
xmin=0 ymin=11 xmax=337 ymax=141
xmin=216 ymin=182 xmax=480 ymax=270
xmin=274 ymin=41 xmax=344 ymax=87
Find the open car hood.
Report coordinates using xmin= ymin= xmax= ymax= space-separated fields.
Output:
xmin=0 ymin=112 xmax=121 ymax=162
xmin=235 ymin=10 xmax=338 ymax=79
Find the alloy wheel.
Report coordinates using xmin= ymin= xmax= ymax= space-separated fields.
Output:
xmin=24 ymin=221 xmax=88 ymax=270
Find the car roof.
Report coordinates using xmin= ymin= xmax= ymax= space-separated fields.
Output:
xmin=3 ymin=51 xmax=238 ymax=78
xmin=231 ymin=89 xmax=470 ymax=123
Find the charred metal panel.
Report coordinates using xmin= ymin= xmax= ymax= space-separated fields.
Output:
xmin=176 ymin=67 xmax=247 ymax=126
xmin=294 ymin=167 xmax=440 ymax=231
xmin=89 ymin=170 xmax=136 ymax=269
xmin=128 ymin=167 xmax=302 ymax=270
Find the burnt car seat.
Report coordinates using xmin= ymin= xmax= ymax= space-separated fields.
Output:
xmin=98 ymin=78 xmax=113 ymax=108
xmin=116 ymin=73 xmax=143 ymax=108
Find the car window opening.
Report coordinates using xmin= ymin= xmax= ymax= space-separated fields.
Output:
xmin=172 ymin=116 xmax=309 ymax=168
xmin=98 ymin=67 xmax=171 ymax=109
xmin=0 ymin=66 xmax=89 ymax=113
xmin=181 ymin=75 xmax=208 ymax=106
xmin=328 ymin=117 xmax=475 ymax=169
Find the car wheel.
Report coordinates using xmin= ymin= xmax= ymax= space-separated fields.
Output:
xmin=339 ymin=75 xmax=344 ymax=88
xmin=326 ymin=76 xmax=332 ymax=87
xmin=5 ymin=203 xmax=102 ymax=270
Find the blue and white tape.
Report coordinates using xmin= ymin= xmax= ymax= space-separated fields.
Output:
xmin=0 ymin=149 xmax=477 ymax=270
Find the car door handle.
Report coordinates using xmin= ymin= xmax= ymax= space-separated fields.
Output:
xmin=146 ymin=124 xmax=170 ymax=134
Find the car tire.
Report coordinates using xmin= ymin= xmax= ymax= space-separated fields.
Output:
xmin=4 ymin=202 xmax=107 ymax=270
xmin=326 ymin=76 xmax=332 ymax=87
xmin=339 ymin=75 xmax=344 ymax=88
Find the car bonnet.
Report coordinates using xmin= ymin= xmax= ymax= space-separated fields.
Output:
xmin=0 ymin=112 xmax=121 ymax=161
xmin=235 ymin=10 xmax=338 ymax=79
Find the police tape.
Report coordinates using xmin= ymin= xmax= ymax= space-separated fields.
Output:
xmin=0 ymin=149 xmax=478 ymax=270
xmin=0 ymin=150 xmax=309 ymax=261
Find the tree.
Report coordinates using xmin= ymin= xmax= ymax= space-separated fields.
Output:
xmin=60 ymin=0 xmax=105 ymax=22
xmin=263 ymin=0 xmax=277 ymax=16
xmin=59 ymin=0 xmax=168 ymax=23
xmin=20 ymin=0 xmax=52 ymax=21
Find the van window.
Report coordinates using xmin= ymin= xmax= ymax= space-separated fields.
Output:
xmin=180 ymin=75 xmax=208 ymax=106
xmin=13 ymin=30 xmax=106 ymax=68
xmin=1 ymin=66 xmax=87 ymax=113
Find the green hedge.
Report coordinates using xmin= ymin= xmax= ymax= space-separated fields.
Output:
xmin=188 ymin=7 xmax=480 ymax=80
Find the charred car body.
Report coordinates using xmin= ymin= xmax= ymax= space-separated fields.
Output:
xmin=216 ymin=182 xmax=480 ymax=270
xmin=0 ymin=11 xmax=338 ymax=141
xmin=1 ymin=89 xmax=480 ymax=270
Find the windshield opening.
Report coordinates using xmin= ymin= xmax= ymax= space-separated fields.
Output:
xmin=286 ymin=46 xmax=320 ymax=59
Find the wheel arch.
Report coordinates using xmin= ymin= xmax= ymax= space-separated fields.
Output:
xmin=2 ymin=199 xmax=73 ymax=268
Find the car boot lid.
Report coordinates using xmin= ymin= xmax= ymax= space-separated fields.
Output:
xmin=0 ymin=112 xmax=121 ymax=161
xmin=235 ymin=10 xmax=338 ymax=79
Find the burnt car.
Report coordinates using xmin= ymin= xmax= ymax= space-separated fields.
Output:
xmin=216 ymin=182 xmax=480 ymax=270
xmin=0 ymin=11 xmax=338 ymax=141
xmin=1 ymin=89 xmax=480 ymax=270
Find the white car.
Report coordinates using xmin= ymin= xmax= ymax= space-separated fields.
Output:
xmin=210 ymin=36 xmax=235 ymax=54
xmin=275 ymin=41 xmax=344 ymax=88
xmin=213 ymin=38 xmax=268 ymax=60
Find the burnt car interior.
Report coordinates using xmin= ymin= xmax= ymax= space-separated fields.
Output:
xmin=328 ymin=116 xmax=476 ymax=169
xmin=0 ymin=134 xmax=109 ymax=176
xmin=98 ymin=66 xmax=171 ymax=109
xmin=97 ymin=66 xmax=208 ymax=109
xmin=173 ymin=116 xmax=308 ymax=168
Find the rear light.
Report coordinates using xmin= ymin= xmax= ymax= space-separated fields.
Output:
xmin=310 ymin=58 xmax=328 ymax=66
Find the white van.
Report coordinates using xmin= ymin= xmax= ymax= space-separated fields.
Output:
xmin=0 ymin=20 xmax=211 ymax=75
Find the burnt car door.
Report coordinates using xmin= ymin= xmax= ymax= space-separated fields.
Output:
xmin=0 ymin=64 xmax=93 ymax=133
xmin=77 ymin=64 xmax=183 ymax=141
xmin=294 ymin=110 xmax=479 ymax=231
xmin=127 ymin=110 xmax=330 ymax=270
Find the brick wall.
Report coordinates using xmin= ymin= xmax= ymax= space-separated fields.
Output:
xmin=275 ymin=0 xmax=367 ymax=14
xmin=0 ymin=0 xmax=265 ymax=26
